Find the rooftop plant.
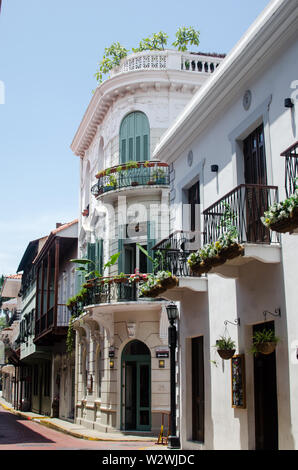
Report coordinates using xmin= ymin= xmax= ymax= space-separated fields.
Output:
xmin=94 ymin=26 xmax=200 ymax=84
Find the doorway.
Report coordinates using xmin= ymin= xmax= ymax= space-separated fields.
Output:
xmin=121 ymin=340 xmax=151 ymax=431
xmin=188 ymin=181 xmax=200 ymax=232
xmin=253 ymin=321 xmax=278 ymax=449
xmin=243 ymin=124 xmax=269 ymax=242
xmin=192 ymin=336 xmax=204 ymax=442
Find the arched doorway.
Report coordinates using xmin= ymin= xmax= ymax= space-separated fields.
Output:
xmin=121 ymin=340 xmax=151 ymax=431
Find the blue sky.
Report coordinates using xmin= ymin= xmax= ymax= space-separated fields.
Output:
xmin=0 ymin=0 xmax=270 ymax=275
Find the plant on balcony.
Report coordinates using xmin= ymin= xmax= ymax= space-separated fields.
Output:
xmin=215 ymin=336 xmax=236 ymax=360
xmin=261 ymin=186 xmax=298 ymax=233
xmin=139 ymin=271 xmax=178 ymax=298
xmin=187 ymin=203 xmax=244 ymax=275
xmin=250 ymin=328 xmax=280 ymax=355
xmin=172 ymin=26 xmax=200 ymax=52
xmin=132 ymin=31 xmax=169 ymax=52
xmin=95 ymin=42 xmax=129 ymax=84
xmin=152 ymin=167 xmax=167 ymax=184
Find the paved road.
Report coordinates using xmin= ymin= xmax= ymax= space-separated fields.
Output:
xmin=0 ymin=407 xmax=155 ymax=451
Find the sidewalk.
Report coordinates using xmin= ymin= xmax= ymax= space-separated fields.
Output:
xmin=0 ymin=396 xmax=166 ymax=448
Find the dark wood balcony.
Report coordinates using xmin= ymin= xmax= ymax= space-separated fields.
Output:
xmin=34 ymin=236 xmax=77 ymax=345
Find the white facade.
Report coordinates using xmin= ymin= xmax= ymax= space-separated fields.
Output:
xmin=153 ymin=0 xmax=298 ymax=450
xmin=71 ymin=49 xmax=224 ymax=434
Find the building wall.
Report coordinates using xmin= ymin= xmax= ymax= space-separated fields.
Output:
xmin=164 ymin=28 xmax=298 ymax=449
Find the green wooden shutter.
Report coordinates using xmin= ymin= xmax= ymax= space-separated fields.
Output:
xmin=119 ymin=112 xmax=150 ymax=163
xmin=146 ymin=221 xmax=156 ymax=273
xmin=118 ymin=225 xmax=125 ymax=274
xmin=95 ymin=239 xmax=103 ymax=275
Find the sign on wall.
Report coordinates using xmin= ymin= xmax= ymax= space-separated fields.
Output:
xmin=231 ymin=354 xmax=246 ymax=409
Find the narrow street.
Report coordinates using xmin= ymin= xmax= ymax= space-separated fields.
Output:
xmin=0 ymin=407 xmax=156 ymax=451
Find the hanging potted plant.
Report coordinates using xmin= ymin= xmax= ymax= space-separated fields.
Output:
xmin=215 ymin=336 xmax=236 ymax=360
xmin=251 ymin=328 xmax=280 ymax=355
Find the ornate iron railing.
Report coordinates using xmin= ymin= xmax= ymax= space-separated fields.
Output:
xmin=67 ymin=275 xmax=143 ymax=318
xmin=152 ymin=230 xmax=204 ymax=277
xmin=91 ymin=161 xmax=169 ymax=197
xmin=203 ymin=184 xmax=280 ymax=245
xmin=281 ymin=141 xmax=298 ymax=197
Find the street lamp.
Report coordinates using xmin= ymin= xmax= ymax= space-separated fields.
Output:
xmin=166 ymin=301 xmax=180 ymax=449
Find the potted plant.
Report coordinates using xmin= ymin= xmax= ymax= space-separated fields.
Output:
xmin=156 ymin=270 xmax=179 ymax=289
xmin=215 ymin=336 xmax=236 ymax=360
xmin=261 ymin=187 xmax=298 ymax=233
xmin=251 ymin=328 xmax=280 ymax=355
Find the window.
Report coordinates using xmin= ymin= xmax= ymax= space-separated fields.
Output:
xmin=119 ymin=112 xmax=150 ymax=163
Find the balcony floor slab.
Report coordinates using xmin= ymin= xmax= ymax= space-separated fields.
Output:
xmin=209 ymin=243 xmax=281 ymax=279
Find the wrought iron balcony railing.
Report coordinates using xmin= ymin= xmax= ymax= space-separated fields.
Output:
xmin=152 ymin=230 xmax=203 ymax=277
xmin=91 ymin=161 xmax=169 ymax=197
xmin=281 ymin=141 xmax=298 ymax=197
xmin=203 ymin=184 xmax=280 ymax=245
xmin=67 ymin=275 xmax=144 ymax=318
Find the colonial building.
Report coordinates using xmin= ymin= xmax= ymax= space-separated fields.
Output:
xmin=152 ymin=0 xmax=298 ymax=450
xmin=70 ymin=48 xmax=225 ymax=433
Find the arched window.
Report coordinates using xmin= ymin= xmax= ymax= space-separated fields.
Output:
xmin=119 ymin=112 xmax=150 ymax=163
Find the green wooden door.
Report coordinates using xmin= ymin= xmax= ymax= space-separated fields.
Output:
xmin=121 ymin=341 xmax=151 ymax=431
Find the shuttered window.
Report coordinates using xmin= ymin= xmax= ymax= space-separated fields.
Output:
xmin=119 ymin=112 xmax=150 ymax=163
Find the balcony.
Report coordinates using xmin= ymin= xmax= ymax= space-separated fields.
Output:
xmin=109 ymin=50 xmax=225 ymax=78
xmin=281 ymin=141 xmax=298 ymax=198
xmin=202 ymin=184 xmax=281 ymax=277
xmin=91 ymin=161 xmax=169 ymax=200
xmin=152 ymin=230 xmax=208 ymax=294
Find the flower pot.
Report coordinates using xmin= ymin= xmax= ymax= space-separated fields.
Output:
xmin=217 ymin=349 xmax=235 ymax=360
xmin=255 ymin=342 xmax=277 ymax=355
xmin=131 ymin=181 xmax=139 ymax=186
xmin=160 ymin=276 xmax=179 ymax=290
xmin=269 ymin=208 xmax=298 ymax=233
xmin=221 ymin=243 xmax=244 ymax=261
xmin=147 ymin=181 xmax=155 ymax=185
xmin=158 ymin=162 xmax=168 ymax=167
xmin=189 ymin=261 xmax=212 ymax=275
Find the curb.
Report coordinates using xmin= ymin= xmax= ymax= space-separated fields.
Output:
xmin=0 ymin=400 xmax=159 ymax=443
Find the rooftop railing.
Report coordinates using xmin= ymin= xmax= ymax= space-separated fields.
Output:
xmin=109 ymin=50 xmax=225 ymax=78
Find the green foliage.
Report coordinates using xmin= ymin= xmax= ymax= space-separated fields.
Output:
xmin=132 ymin=31 xmax=168 ymax=52
xmin=215 ymin=336 xmax=236 ymax=351
xmin=261 ymin=186 xmax=298 ymax=228
xmin=172 ymin=26 xmax=200 ymax=52
xmin=0 ymin=315 xmax=7 ymax=330
xmin=250 ymin=328 xmax=280 ymax=355
xmin=95 ymin=42 xmax=129 ymax=83
xmin=94 ymin=26 xmax=201 ymax=85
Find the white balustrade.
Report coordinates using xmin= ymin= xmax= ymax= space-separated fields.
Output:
xmin=110 ymin=50 xmax=224 ymax=78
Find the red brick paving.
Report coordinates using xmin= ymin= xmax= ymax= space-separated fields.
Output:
xmin=0 ymin=407 xmax=155 ymax=451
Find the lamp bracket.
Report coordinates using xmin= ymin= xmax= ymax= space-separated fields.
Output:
xmin=263 ymin=308 xmax=281 ymax=321
xmin=224 ymin=318 xmax=240 ymax=327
